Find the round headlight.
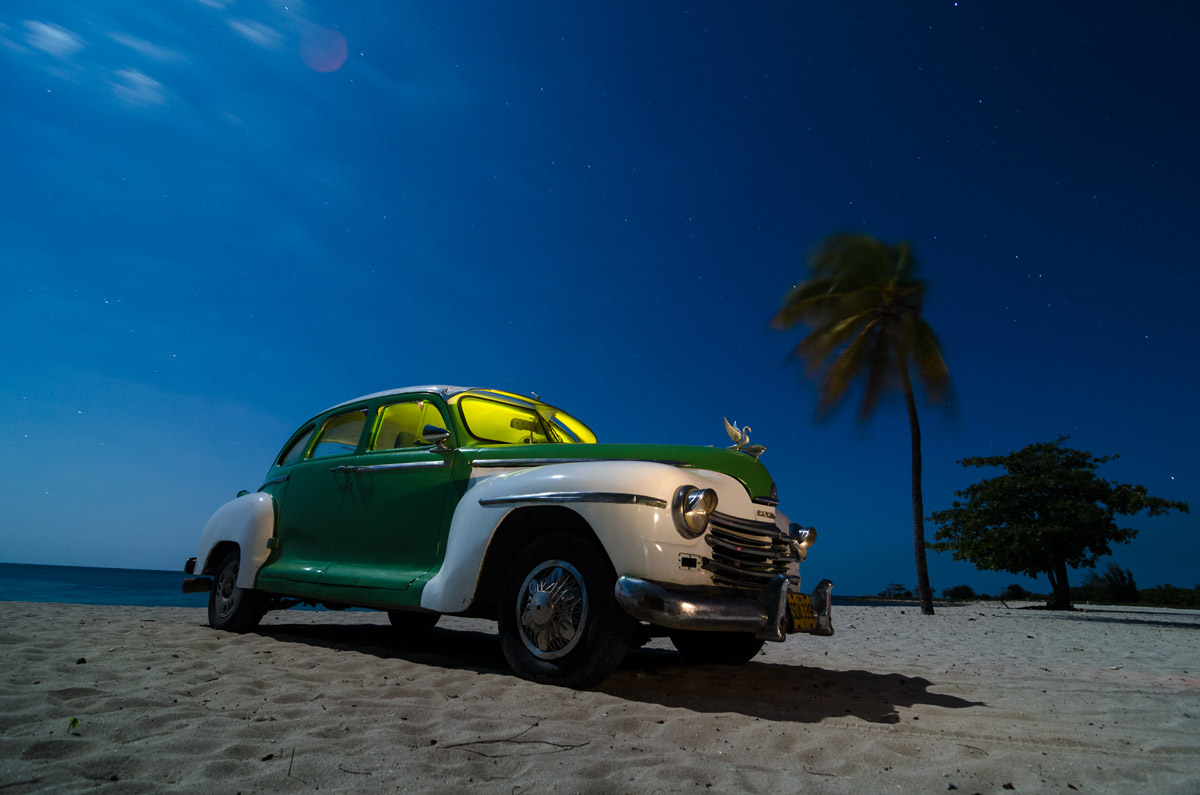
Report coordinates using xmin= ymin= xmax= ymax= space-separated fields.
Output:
xmin=789 ymin=523 xmax=817 ymax=547
xmin=672 ymin=485 xmax=718 ymax=539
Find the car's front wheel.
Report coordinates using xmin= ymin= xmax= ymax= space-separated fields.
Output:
xmin=208 ymin=550 xmax=267 ymax=632
xmin=498 ymin=533 xmax=632 ymax=688
xmin=669 ymin=630 xmax=765 ymax=665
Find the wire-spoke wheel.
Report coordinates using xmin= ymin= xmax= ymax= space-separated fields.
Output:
xmin=499 ymin=533 xmax=632 ymax=688
xmin=516 ymin=559 xmax=589 ymax=660
xmin=208 ymin=550 xmax=267 ymax=632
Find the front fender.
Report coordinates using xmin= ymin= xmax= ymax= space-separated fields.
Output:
xmin=419 ymin=460 xmax=758 ymax=613
xmin=195 ymin=492 xmax=275 ymax=590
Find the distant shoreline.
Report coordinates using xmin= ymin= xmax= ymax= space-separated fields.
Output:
xmin=3 ymin=561 xmax=1198 ymax=612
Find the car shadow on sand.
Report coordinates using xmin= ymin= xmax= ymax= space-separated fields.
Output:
xmin=251 ymin=621 xmax=983 ymax=724
xmin=254 ymin=620 xmax=511 ymax=677
xmin=600 ymin=646 xmax=985 ymax=724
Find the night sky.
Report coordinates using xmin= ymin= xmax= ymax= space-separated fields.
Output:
xmin=3 ymin=1 xmax=1197 ymax=598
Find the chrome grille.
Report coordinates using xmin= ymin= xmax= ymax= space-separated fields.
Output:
xmin=701 ymin=511 xmax=796 ymax=591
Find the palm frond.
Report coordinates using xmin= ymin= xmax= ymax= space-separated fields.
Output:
xmin=911 ymin=319 xmax=950 ymax=398
xmin=858 ymin=334 xmax=894 ymax=419
xmin=809 ymin=234 xmax=894 ymax=284
xmin=795 ymin=311 xmax=876 ymax=374
xmin=774 ymin=288 xmax=887 ymax=332
xmin=818 ymin=320 xmax=878 ymax=409
xmin=772 ymin=279 xmax=880 ymax=330
xmin=773 ymin=232 xmax=950 ymax=420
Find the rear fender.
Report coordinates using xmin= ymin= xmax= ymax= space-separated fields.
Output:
xmin=195 ymin=492 xmax=275 ymax=589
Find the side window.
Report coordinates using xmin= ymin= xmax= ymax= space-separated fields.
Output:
xmin=370 ymin=400 xmax=447 ymax=451
xmin=309 ymin=410 xmax=368 ymax=459
xmin=277 ymin=424 xmax=316 ymax=466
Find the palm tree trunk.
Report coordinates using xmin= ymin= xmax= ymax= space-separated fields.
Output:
xmin=897 ymin=359 xmax=935 ymax=615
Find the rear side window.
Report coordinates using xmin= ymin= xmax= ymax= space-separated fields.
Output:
xmin=277 ymin=424 xmax=315 ymax=466
xmin=309 ymin=410 xmax=368 ymax=459
xmin=370 ymin=400 xmax=447 ymax=450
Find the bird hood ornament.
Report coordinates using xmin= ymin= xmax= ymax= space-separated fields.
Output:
xmin=723 ymin=417 xmax=766 ymax=459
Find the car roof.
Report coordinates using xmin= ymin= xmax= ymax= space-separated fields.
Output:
xmin=321 ymin=385 xmax=473 ymax=414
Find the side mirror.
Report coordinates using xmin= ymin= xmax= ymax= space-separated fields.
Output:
xmin=421 ymin=425 xmax=452 ymax=450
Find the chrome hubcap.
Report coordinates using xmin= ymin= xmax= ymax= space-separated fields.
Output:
xmin=516 ymin=559 xmax=588 ymax=660
xmin=215 ymin=562 xmax=240 ymax=619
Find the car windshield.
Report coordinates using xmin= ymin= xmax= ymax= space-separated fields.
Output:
xmin=454 ymin=391 xmax=597 ymax=445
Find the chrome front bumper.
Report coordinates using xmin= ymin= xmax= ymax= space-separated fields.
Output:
xmin=614 ymin=574 xmax=833 ymax=641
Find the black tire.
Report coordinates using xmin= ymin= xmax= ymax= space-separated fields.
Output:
xmin=498 ymin=532 xmax=633 ymax=688
xmin=208 ymin=550 xmax=267 ymax=632
xmin=387 ymin=610 xmax=440 ymax=634
xmin=669 ymin=630 xmax=765 ymax=665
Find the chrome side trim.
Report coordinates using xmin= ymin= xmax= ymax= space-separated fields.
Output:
xmin=478 ymin=491 xmax=668 ymax=509
xmin=350 ymin=461 xmax=449 ymax=472
xmin=472 ymin=458 xmax=695 ymax=469
xmin=259 ymin=474 xmax=289 ymax=490
xmin=472 ymin=458 xmax=594 ymax=468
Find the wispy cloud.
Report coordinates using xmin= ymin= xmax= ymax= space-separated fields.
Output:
xmin=24 ymin=20 xmax=84 ymax=57
xmin=110 ymin=68 xmax=167 ymax=106
xmin=108 ymin=32 xmax=184 ymax=63
xmin=228 ymin=19 xmax=283 ymax=50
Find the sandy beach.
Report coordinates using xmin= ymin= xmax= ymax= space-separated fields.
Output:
xmin=1 ymin=601 xmax=1197 ymax=793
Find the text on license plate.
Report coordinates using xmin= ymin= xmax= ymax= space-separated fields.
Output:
xmin=787 ymin=592 xmax=818 ymax=632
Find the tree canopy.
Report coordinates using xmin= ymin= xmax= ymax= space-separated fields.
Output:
xmin=929 ymin=437 xmax=1189 ymax=609
xmin=770 ymin=234 xmax=949 ymax=419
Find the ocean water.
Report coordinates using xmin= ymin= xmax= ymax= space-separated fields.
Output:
xmin=0 ymin=562 xmax=208 ymax=608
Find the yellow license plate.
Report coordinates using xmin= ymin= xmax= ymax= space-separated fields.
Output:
xmin=787 ymin=592 xmax=817 ymax=632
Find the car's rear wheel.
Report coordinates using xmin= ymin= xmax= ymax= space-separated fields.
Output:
xmin=387 ymin=610 xmax=439 ymax=634
xmin=208 ymin=550 xmax=267 ymax=632
xmin=498 ymin=533 xmax=632 ymax=688
xmin=669 ymin=630 xmax=765 ymax=664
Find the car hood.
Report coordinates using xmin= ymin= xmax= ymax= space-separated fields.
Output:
xmin=460 ymin=443 xmax=775 ymax=502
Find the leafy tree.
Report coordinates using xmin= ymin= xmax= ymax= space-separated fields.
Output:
xmin=1000 ymin=583 xmax=1031 ymax=601
xmin=1080 ymin=563 xmax=1139 ymax=603
xmin=942 ymin=584 xmax=977 ymax=600
xmin=772 ymin=234 xmax=950 ymax=615
xmin=929 ymin=438 xmax=1189 ymax=610
xmin=878 ymin=582 xmax=913 ymax=599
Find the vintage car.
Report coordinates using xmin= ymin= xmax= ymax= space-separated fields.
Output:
xmin=184 ymin=386 xmax=832 ymax=687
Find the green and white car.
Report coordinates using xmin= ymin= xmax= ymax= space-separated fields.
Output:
xmin=184 ymin=386 xmax=832 ymax=688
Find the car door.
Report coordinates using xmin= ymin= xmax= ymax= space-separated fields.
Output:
xmin=267 ymin=407 xmax=370 ymax=583
xmin=319 ymin=397 xmax=454 ymax=591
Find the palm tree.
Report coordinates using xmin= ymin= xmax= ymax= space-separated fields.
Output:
xmin=771 ymin=233 xmax=950 ymax=615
